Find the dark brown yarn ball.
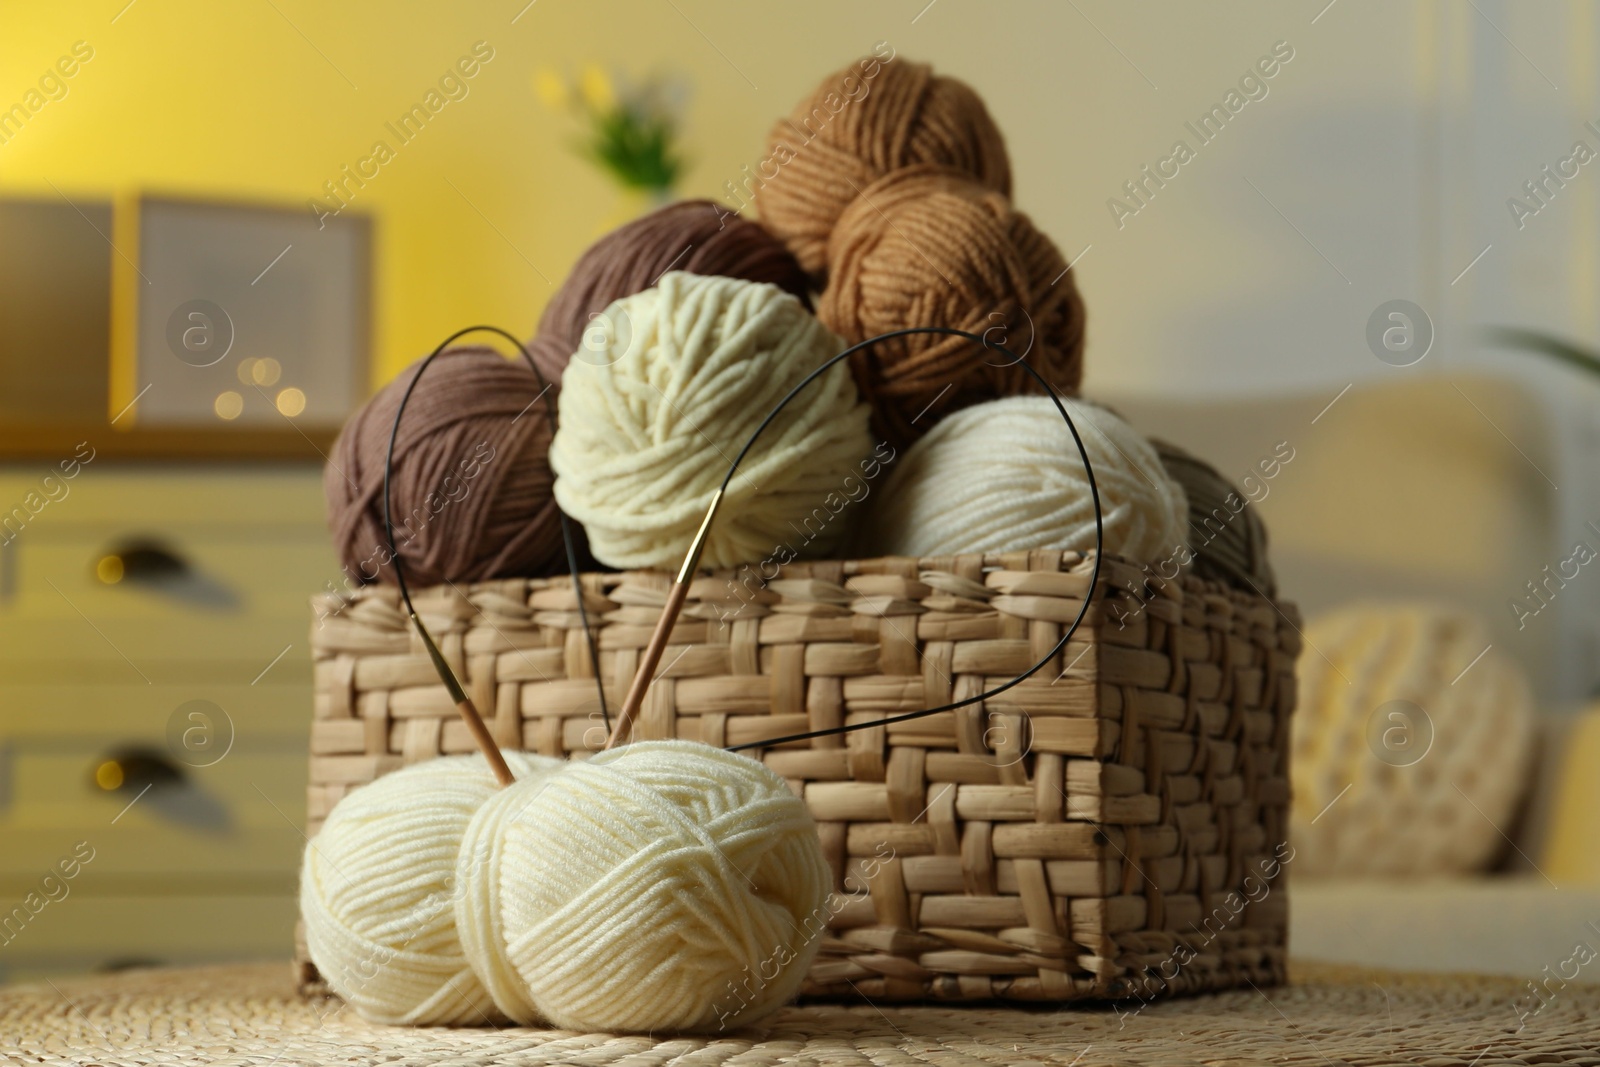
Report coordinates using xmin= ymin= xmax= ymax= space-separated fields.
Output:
xmin=1152 ymin=439 xmax=1278 ymax=597
xmin=325 ymin=347 xmax=566 ymax=588
xmin=529 ymin=199 xmax=810 ymax=383
xmin=818 ymin=166 xmax=1087 ymax=448
xmin=757 ymin=57 xmax=1013 ymax=279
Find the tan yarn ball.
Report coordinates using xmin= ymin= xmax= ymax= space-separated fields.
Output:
xmin=758 ymin=56 xmax=1013 ymax=277
xmin=819 ymin=166 xmax=1086 ymax=447
xmin=549 ymin=272 xmax=873 ymax=571
xmin=1291 ymin=604 xmax=1537 ymax=876
xmin=859 ymin=396 xmax=1188 ymax=563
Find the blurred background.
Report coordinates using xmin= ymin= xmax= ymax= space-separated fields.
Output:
xmin=3 ymin=0 xmax=1600 ymax=984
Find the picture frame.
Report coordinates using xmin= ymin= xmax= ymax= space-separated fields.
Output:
xmin=105 ymin=194 xmax=372 ymax=455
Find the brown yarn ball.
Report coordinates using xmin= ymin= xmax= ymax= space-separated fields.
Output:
xmin=529 ymin=199 xmax=810 ymax=383
xmin=325 ymin=347 xmax=566 ymax=588
xmin=818 ymin=166 xmax=1087 ymax=447
xmin=757 ymin=57 xmax=1013 ymax=278
xmin=1152 ymin=438 xmax=1278 ymax=597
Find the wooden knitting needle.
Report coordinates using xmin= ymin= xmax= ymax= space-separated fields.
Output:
xmin=605 ymin=489 xmax=724 ymax=750
xmin=411 ymin=610 xmax=516 ymax=786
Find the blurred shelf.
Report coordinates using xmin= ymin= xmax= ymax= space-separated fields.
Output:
xmin=0 ymin=425 xmax=334 ymax=463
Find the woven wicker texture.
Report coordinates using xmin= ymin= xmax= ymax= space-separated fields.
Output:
xmin=305 ymin=551 xmax=1299 ymax=1004
xmin=6 ymin=961 xmax=1597 ymax=1066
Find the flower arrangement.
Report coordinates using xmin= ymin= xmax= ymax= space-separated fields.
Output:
xmin=535 ymin=64 xmax=687 ymax=198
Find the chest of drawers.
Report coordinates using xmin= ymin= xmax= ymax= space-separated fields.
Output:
xmin=0 ymin=462 xmax=335 ymax=982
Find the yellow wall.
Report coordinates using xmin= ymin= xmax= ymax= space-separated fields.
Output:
xmin=0 ymin=0 xmax=825 ymax=385
xmin=3 ymin=8 xmax=521 ymax=381
xmin=6 ymin=0 xmax=1595 ymax=409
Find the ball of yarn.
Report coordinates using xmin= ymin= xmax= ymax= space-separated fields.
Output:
xmin=1291 ymin=604 xmax=1537 ymax=877
xmin=860 ymin=395 xmax=1187 ymax=562
xmin=455 ymin=741 xmax=832 ymax=1033
xmin=1152 ymin=438 xmax=1278 ymax=596
xmin=528 ymin=199 xmax=812 ymax=384
xmin=325 ymin=347 xmax=566 ymax=588
xmin=757 ymin=57 xmax=1012 ymax=277
xmin=300 ymin=751 xmax=564 ymax=1025
xmin=819 ymin=165 xmax=1087 ymax=446
xmin=549 ymin=272 xmax=873 ymax=571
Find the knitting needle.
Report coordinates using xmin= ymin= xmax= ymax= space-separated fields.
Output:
xmin=605 ymin=489 xmax=723 ymax=749
xmin=411 ymin=611 xmax=516 ymax=786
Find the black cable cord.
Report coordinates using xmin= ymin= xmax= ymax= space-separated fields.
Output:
xmin=719 ymin=326 xmax=1103 ymax=751
xmin=381 ymin=324 xmax=1101 ymax=758
xmin=382 ymin=325 xmax=610 ymax=732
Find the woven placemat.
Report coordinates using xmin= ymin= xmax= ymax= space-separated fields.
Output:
xmin=1 ymin=961 xmax=1594 ymax=1066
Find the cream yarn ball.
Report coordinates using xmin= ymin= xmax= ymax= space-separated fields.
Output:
xmin=860 ymin=395 xmax=1188 ymax=562
xmin=300 ymin=751 xmax=564 ymax=1025
xmin=456 ymin=740 xmax=832 ymax=1033
xmin=1291 ymin=603 xmax=1537 ymax=876
xmin=550 ymin=271 xmax=873 ymax=571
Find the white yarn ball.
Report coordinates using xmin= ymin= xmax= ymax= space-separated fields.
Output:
xmin=1291 ymin=603 xmax=1537 ymax=876
xmin=300 ymin=751 xmax=564 ymax=1025
xmin=456 ymin=740 xmax=832 ymax=1033
xmin=861 ymin=395 xmax=1188 ymax=562
xmin=550 ymin=272 xmax=873 ymax=571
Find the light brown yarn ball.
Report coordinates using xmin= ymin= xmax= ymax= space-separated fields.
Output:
xmin=757 ymin=57 xmax=1012 ymax=278
xmin=818 ymin=166 xmax=1086 ymax=447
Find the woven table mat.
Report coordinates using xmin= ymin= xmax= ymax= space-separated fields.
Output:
xmin=1 ymin=961 xmax=1594 ymax=1066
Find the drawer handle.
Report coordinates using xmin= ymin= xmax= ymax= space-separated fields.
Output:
xmin=94 ymin=746 xmax=186 ymax=794
xmin=96 ymin=539 xmax=240 ymax=611
xmin=96 ymin=540 xmax=189 ymax=585
xmin=94 ymin=746 xmax=232 ymax=834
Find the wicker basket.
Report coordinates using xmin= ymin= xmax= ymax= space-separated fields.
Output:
xmin=299 ymin=550 xmax=1299 ymax=1004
